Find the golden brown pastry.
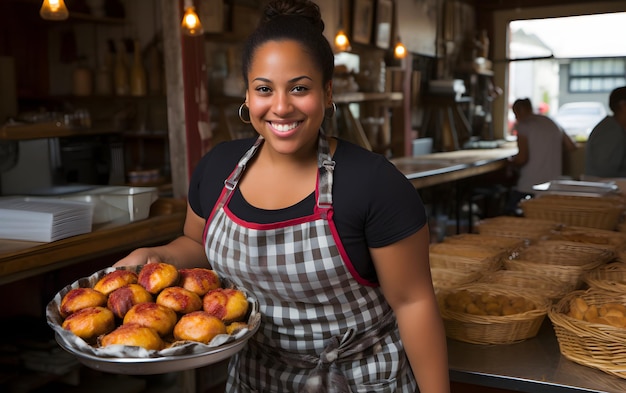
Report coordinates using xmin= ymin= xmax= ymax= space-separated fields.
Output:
xmin=226 ymin=321 xmax=248 ymax=335
xmin=137 ymin=262 xmax=179 ymax=294
xmin=173 ymin=311 xmax=226 ymax=344
xmin=62 ymin=306 xmax=115 ymax=342
xmin=568 ymin=296 xmax=589 ymax=320
xmin=156 ymin=286 xmax=202 ymax=314
xmin=60 ymin=287 xmax=108 ymax=318
xmin=107 ymin=283 xmax=153 ymax=319
xmin=179 ymin=268 xmax=221 ymax=296
xmin=568 ymin=298 xmax=626 ymax=328
xmin=123 ymin=302 xmax=179 ymax=337
xmin=100 ymin=323 xmax=165 ymax=351
xmin=94 ymin=269 xmax=138 ymax=295
xmin=203 ymin=288 xmax=249 ymax=323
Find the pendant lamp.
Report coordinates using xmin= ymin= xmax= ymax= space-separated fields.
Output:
xmin=181 ymin=0 xmax=204 ymax=37
xmin=40 ymin=0 xmax=69 ymax=21
xmin=394 ymin=37 xmax=407 ymax=59
xmin=334 ymin=29 xmax=351 ymax=53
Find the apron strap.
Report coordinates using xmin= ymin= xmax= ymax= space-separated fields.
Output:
xmin=224 ymin=135 xmax=265 ymax=191
xmin=317 ymin=130 xmax=335 ymax=209
xmin=220 ymin=132 xmax=335 ymax=210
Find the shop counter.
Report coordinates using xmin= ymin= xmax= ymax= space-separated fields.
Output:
xmin=391 ymin=146 xmax=518 ymax=189
xmin=0 ymin=198 xmax=186 ymax=285
xmin=449 ymin=319 xmax=626 ymax=393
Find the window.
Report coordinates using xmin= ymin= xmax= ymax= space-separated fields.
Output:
xmin=568 ymin=58 xmax=626 ymax=93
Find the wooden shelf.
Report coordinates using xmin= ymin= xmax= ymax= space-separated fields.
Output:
xmin=0 ymin=198 xmax=185 ymax=285
xmin=334 ymin=92 xmax=403 ymax=104
xmin=122 ymin=131 xmax=168 ymax=139
xmin=0 ymin=122 xmax=120 ymax=140
xmin=68 ymin=12 xmax=125 ymax=25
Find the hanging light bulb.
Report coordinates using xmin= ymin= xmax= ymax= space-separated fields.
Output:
xmin=181 ymin=0 xmax=204 ymax=37
xmin=394 ymin=37 xmax=407 ymax=59
xmin=334 ymin=29 xmax=351 ymax=53
xmin=40 ymin=0 xmax=69 ymax=21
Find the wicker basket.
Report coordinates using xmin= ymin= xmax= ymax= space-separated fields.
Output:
xmin=549 ymin=288 xmax=626 ymax=379
xmin=476 ymin=216 xmax=561 ymax=242
xmin=430 ymin=242 xmax=510 ymax=260
xmin=430 ymin=267 xmax=481 ymax=291
xmin=583 ymin=262 xmax=626 ymax=294
xmin=503 ymin=240 xmax=614 ymax=290
xmin=429 ymin=241 xmax=508 ymax=273
xmin=442 ymin=233 xmax=527 ymax=254
xmin=616 ymin=245 xmax=626 ymax=263
xmin=478 ymin=269 xmax=569 ymax=303
xmin=520 ymin=195 xmax=624 ymax=230
xmin=437 ymin=284 xmax=550 ymax=345
xmin=549 ymin=226 xmax=626 ymax=250
xmin=520 ymin=240 xmax=615 ymax=267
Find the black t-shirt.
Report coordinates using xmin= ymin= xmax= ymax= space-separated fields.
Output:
xmin=188 ymin=137 xmax=427 ymax=284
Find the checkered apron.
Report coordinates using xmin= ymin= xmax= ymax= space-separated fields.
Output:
xmin=204 ymin=133 xmax=417 ymax=392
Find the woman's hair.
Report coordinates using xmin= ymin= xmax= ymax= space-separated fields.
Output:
xmin=241 ymin=0 xmax=335 ymax=89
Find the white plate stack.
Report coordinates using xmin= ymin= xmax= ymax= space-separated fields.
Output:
xmin=0 ymin=197 xmax=93 ymax=242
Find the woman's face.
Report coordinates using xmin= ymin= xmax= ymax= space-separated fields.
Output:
xmin=245 ymin=40 xmax=332 ymax=157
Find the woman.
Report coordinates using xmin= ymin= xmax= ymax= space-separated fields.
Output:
xmin=115 ymin=1 xmax=449 ymax=391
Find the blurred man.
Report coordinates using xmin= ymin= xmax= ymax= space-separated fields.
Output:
xmin=585 ymin=86 xmax=626 ymax=178
xmin=505 ymin=98 xmax=576 ymax=215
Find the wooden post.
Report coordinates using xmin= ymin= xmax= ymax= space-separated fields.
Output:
xmin=162 ymin=0 xmax=211 ymax=198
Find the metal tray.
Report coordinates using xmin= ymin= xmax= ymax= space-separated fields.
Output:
xmin=533 ymin=180 xmax=619 ymax=197
xmin=47 ymin=266 xmax=261 ymax=375
xmin=55 ymin=324 xmax=256 ymax=374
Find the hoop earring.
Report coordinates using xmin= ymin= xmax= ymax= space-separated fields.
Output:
xmin=325 ymin=101 xmax=337 ymax=119
xmin=238 ymin=103 xmax=251 ymax=124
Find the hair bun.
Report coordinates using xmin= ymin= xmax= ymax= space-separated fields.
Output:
xmin=261 ymin=0 xmax=325 ymax=33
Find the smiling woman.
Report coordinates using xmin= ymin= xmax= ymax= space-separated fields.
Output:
xmin=113 ymin=1 xmax=449 ymax=392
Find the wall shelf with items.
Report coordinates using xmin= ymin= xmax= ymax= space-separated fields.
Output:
xmin=5 ymin=95 xmax=168 ymax=140
xmin=330 ymin=92 xmax=404 ymax=156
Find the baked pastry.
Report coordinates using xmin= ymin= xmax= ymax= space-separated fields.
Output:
xmin=123 ymin=302 xmax=178 ymax=337
xmin=138 ymin=262 xmax=179 ymax=294
xmin=61 ymin=306 xmax=115 ymax=342
xmin=156 ymin=286 xmax=202 ymax=314
xmin=94 ymin=269 xmax=138 ymax=295
xmin=173 ymin=311 xmax=226 ymax=344
xmin=226 ymin=321 xmax=248 ymax=335
xmin=60 ymin=287 xmax=108 ymax=318
xmin=107 ymin=284 xmax=153 ymax=319
xmin=203 ymin=288 xmax=249 ymax=323
xmin=179 ymin=268 xmax=221 ymax=296
xmin=100 ymin=323 xmax=165 ymax=351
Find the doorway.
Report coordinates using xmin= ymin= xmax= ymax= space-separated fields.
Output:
xmin=506 ymin=12 xmax=626 ymax=138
